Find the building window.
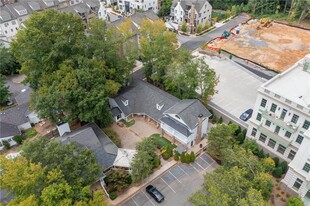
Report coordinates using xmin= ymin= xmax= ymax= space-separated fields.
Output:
xmin=302 ymin=120 xmax=310 ymax=130
xmin=280 ymin=109 xmax=287 ymax=120
xmin=265 ymin=120 xmax=271 ymax=127
xmin=256 ymin=113 xmax=262 ymax=121
xmin=267 ymin=139 xmax=276 ymax=149
xmin=270 ymin=103 xmax=277 ymax=112
xmin=306 ymin=190 xmax=310 ymax=199
xmin=295 ymin=135 xmax=304 ymax=144
xmin=274 ymin=126 xmax=280 ymax=134
xmin=4 ymin=23 xmax=9 ymax=27
xmin=260 ymin=98 xmax=267 ymax=107
xmin=293 ymin=178 xmax=303 ymax=190
xmin=285 ymin=99 xmax=292 ymax=104
xmin=5 ymin=31 xmax=7 ymax=34
xmin=291 ymin=114 xmax=299 ymax=124
xmin=285 ymin=131 xmax=291 ymax=138
xmin=251 ymin=128 xmax=257 ymax=137
xmin=288 ymin=150 xmax=296 ymax=160
xmin=277 ymin=144 xmax=286 ymax=154
xmin=259 ymin=133 xmax=267 ymax=143
xmin=303 ymin=163 xmax=310 ymax=173
xmin=8 ymin=138 xmax=12 ymax=142
xmin=12 ymin=20 xmax=16 ymax=25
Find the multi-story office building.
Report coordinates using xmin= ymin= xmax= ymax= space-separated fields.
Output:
xmin=246 ymin=54 xmax=310 ymax=204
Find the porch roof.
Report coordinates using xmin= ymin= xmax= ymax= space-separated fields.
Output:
xmin=160 ymin=116 xmax=192 ymax=137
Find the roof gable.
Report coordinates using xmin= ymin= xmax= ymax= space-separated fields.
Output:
xmin=164 ymin=99 xmax=211 ymax=129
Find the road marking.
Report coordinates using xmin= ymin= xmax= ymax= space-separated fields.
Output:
xmin=160 ymin=177 xmax=176 ymax=193
xmin=191 ymin=165 xmax=200 ymax=173
xmin=195 ymin=161 xmax=205 ymax=170
xmin=142 ymin=191 xmax=156 ymax=206
xmin=169 ymin=171 xmax=182 ymax=184
xmin=132 ymin=198 xmax=139 ymax=206
xmin=177 ymin=165 xmax=189 ymax=176
xmin=199 ymin=156 xmax=210 ymax=166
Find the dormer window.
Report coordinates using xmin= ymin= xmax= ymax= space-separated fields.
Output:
xmin=156 ymin=103 xmax=164 ymax=111
xmin=122 ymin=100 xmax=128 ymax=106
xmin=43 ymin=0 xmax=55 ymax=7
xmin=14 ymin=6 xmax=28 ymax=16
xmin=176 ymin=115 xmax=180 ymax=119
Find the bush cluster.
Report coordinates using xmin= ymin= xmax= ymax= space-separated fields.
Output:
xmin=180 ymin=152 xmax=195 ymax=164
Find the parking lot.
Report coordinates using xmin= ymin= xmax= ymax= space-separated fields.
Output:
xmin=121 ymin=153 xmax=217 ymax=206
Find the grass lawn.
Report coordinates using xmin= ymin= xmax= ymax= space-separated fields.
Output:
xmin=149 ymin=134 xmax=176 ymax=149
xmin=120 ymin=119 xmax=135 ymax=127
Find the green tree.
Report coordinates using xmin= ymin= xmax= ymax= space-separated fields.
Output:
xmin=0 ymin=43 xmax=20 ymax=75
xmin=231 ymin=5 xmax=237 ymax=16
xmin=286 ymin=196 xmax=304 ymax=206
xmin=206 ymin=124 xmax=237 ymax=160
xmin=0 ymin=74 xmax=10 ymax=103
xmin=11 ymin=9 xmax=85 ymax=89
xmin=181 ymin=21 xmax=187 ymax=32
xmin=139 ymin=19 xmax=177 ymax=82
xmin=21 ymin=137 xmax=101 ymax=201
xmin=158 ymin=0 xmax=173 ymax=17
xmin=197 ymin=24 xmax=203 ymax=33
xmin=253 ymin=173 xmax=273 ymax=200
xmin=239 ymin=188 xmax=270 ymax=206
xmin=131 ymin=150 xmax=154 ymax=183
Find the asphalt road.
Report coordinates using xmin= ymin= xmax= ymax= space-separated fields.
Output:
xmin=180 ymin=15 xmax=250 ymax=51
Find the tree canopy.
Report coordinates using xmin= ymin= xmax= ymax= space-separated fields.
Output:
xmin=0 ymin=74 xmax=10 ymax=103
xmin=21 ymin=137 xmax=101 ymax=202
xmin=0 ymin=43 xmax=20 ymax=75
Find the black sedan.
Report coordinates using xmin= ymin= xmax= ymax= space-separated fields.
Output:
xmin=146 ymin=185 xmax=164 ymax=203
xmin=240 ymin=109 xmax=253 ymax=121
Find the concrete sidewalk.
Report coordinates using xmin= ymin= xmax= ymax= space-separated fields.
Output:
xmin=108 ymin=160 xmax=178 ymax=206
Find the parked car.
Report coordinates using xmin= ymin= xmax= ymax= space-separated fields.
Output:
xmin=146 ymin=185 xmax=164 ymax=203
xmin=240 ymin=109 xmax=253 ymax=121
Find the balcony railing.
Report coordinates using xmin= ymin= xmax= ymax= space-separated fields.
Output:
xmin=257 ymin=124 xmax=291 ymax=147
xmin=260 ymin=109 xmax=299 ymax=133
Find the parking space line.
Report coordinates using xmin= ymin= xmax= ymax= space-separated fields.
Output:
xmin=160 ymin=177 xmax=176 ymax=193
xmin=132 ymin=198 xmax=139 ymax=206
xmin=199 ymin=156 xmax=210 ymax=166
xmin=177 ymin=165 xmax=189 ymax=176
xmin=142 ymin=191 xmax=156 ymax=206
xmin=169 ymin=171 xmax=182 ymax=184
xmin=191 ymin=165 xmax=200 ymax=173
xmin=195 ymin=161 xmax=205 ymax=170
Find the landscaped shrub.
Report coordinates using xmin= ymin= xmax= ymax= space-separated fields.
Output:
xmin=181 ymin=21 xmax=187 ymax=32
xmin=104 ymin=170 xmax=132 ymax=192
xmin=209 ymin=109 xmax=214 ymax=118
xmin=262 ymin=157 xmax=275 ymax=172
xmin=12 ymin=135 xmax=25 ymax=145
xmin=218 ymin=117 xmax=223 ymax=124
xmin=153 ymin=156 xmax=161 ymax=168
xmin=189 ymin=151 xmax=195 ymax=163
xmin=174 ymin=151 xmax=180 ymax=161
xmin=286 ymin=196 xmax=304 ymax=206
xmin=272 ymin=167 xmax=283 ymax=178
xmin=25 ymin=128 xmax=37 ymax=138
xmin=257 ymin=149 xmax=265 ymax=158
xmin=234 ymin=125 xmax=242 ymax=136
xmin=2 ymin=140 xmax=10 ymax=149
xmin=212 ymin=115 xmax=217 ymax=124
xmin=242 ymin=139 xmax=259 ymax=155
xmin=109 ymin=191 xmax=117 ymax=200
xmin=236 ymin=132 xmax=246 ymax=144
xmin=185 ymin=153 xmax=191 ymax=164
xmin=279 ymin=161 xmax=288 ymax=174
xmin=162 ymin=145 xmax=173 ymax=160
xmin=103 ymin=128 xmax=122 ymax=148
xmin=228 ymin=121 xmax=232 ymax=125
xmin=197 ymin=24 xmax=203 ymax=33
xmin=272 ymin=157 xmax=280 ymax=167
xmin=180 ymin=152 xmax=186 ymax=163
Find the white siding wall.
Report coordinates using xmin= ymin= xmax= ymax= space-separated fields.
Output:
xmin=0 ymin=19 xmax=20 ymax=40
xmin=172 ymin=2 xmax=184 ymax=24
xmin=196 ymin=1 xmax=211 ymax=27
xmin=98 ymin=2 xmax=108 ymax=20
xmin=0 ymin=136 xmax=17 ymax=151
xmin=161 ymin=122 xmax=189 ymax=145
xmin=282 ymin=168 xmax=309 ymax=198
xmin=117 ymin=0 xmax=158 ymax=14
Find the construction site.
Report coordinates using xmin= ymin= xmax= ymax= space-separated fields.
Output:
xmin=206 ymin=19 xmax=310 ymax=72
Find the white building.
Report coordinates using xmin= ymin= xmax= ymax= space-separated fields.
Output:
xmin=116 ymin=0 xmax=158 ymax=15
xmin=246 ymin=54 xmax=310 ymax=204
xmin=170 ymin=0 xmax=212 ymax=32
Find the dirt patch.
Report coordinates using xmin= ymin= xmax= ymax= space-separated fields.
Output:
xmin=211 ymin=20 xmax=310 ymax=72
xmin=270 ymin=176 xmax=290 ymax=206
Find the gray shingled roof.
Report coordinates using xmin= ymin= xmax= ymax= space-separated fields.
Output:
xmin=0 ymin=103 xmax=30 ymax=127
xmin=58 ymin=123 xmax=118 ymax=170
xmin=160 ymin=116 xmax=192 ymax=137
xmin=171 ymin=0 xmax=209 ymax=12
xmin=110 ymin=17 xmax=139 ymax=32
xmin=0 ymin=122 xmax=20 ymax=138
xmin=0 ymin=9 xmax=12 ymax=23
xmin=164 ymin=99 xmax=211 ymax=130
xmin=15 ymin=88 xmax=33 ymax=105
xmin=27 ymin=2 xmax=41 ymax=11
xmin=130 ymin=10 xmax=159 ymax=26
xmin=114 ymin=80 xmax=179 ymax=122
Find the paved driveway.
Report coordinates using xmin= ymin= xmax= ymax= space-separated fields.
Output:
xmin=121 ymin=153 xmax=217 ymax=206
xmin=181 ymin=15 xmax=250 ymax=51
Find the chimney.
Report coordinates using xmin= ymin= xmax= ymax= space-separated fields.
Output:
xmin=195 ymin=113 xmax=203 ymax=145
xmin=190 ymin=3 xmax=195 ymax=33
xmin=56 ymin=121 xmax=71 ymax=136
